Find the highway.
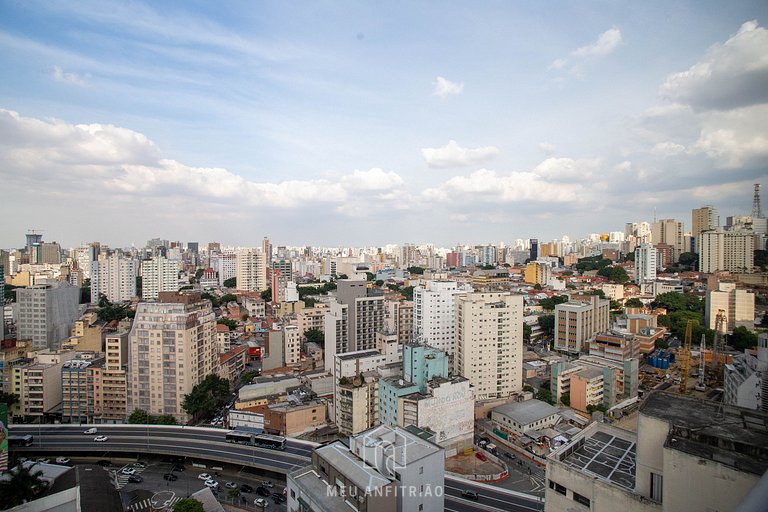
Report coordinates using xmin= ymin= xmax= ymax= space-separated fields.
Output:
xmin=9 ymin=424 xmax=543 ymax=512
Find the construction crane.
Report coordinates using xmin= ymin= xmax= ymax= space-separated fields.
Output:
xmin=694 ymin=334 xmax=707 ymax=392
xmin=679 ymin=319 xmax=693 ymax=394
xmin=709 ymin=309 xmax=727 ymax=385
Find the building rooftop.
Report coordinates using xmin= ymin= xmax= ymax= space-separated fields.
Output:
xmin=335 ymin=349 xmax=382 ymax=361
xmin=351 ymin=424 xmax=443 ymax=467
xmin=554 ymin=422 xmax=637 ymax=490
xmin=575 ymin=367 xmax=604 ymax=380
xmin=493 ymin=399 xmax=560 ymax=425
xmin=315 ymin=441 xmax=393 ymax=491
xmin=640 ymin=391 xmax=768 ymax=476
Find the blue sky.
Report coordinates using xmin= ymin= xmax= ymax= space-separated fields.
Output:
xmin=0 ymin=1 xmax=766 ymax=249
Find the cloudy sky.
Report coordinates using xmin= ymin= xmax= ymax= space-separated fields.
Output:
xmin=1 ymin=1 xmax=766 ymax=250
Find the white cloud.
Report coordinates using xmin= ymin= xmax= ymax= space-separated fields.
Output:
xmin=573 ymin=28 xmax=622 ymax=58
xmin=433 ymin=76 xmax=464 ymax=99
xmin=548 ymin=59 xmax=567 ymax=70
xmin=421 ymin=140 xmax=499 ymax=168
xmin=52 ymin=66 xmax=90 ymax=86
xmin=660 ymin=20 xmax=768 ymax=111
xmin=538 ymin=142 xmax=556 ymax=156
xmin=692 ymin=106 xmax=768 ymax=168
xmin=651 ymin=142 xmax=686 ymax=156
xmin=533 ymin=157 xmax=601 ymax=182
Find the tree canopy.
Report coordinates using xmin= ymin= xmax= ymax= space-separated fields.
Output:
xmin=538 ymin=314 xmax=555 ymax=336
xmin=0 ymin=391 xmax=19 ymax=408
xmin=96 ymin=296 xmax=133 ymax=322
xmin=523 ymin=323 xmax=532 ymax=342
xmin=182 ymin=374 xmax=230 ymax=422
xmin=539 ymin=295 xmax=568 ymax=311
xmin=624 ymin=298 xmax=644 ymax=308
xmin=597 ymin=265 xmax=629 ymax=283
xmin=0 ymin=463 xmax=49 ymax=509
xmin=651 ymin=292 xmax=703 ymax=313
xmin=304 ymin=328 xmax=324 ymax=346
xmin=260 ymin=288 xmax=271 ymax=301
xmin=174 ymin=498 xmax=205 ymax=512
xmin=217 ymin=318 xmax=237 ymax=330
xmin=730 ymin=326 xmax=758 ymax=351
xmin=223 ymin=277 xmax=236 ymax=288
xmin=575 ymin=255 xmax=611 ymax=272
xmin=406 ymin=266 xmax=425 ymax=275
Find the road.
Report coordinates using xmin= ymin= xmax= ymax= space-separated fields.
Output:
xmin=10 ymin=424 xmax=543 ymax=512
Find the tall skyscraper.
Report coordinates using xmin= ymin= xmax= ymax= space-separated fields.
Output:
xmin=262 ymin=237 xmax=273 ymax=267
xmin=455 ymin=292 xmax=523 ymax=400
xmin=634 ymin=243 xmax=657 ymax=285
xmin=651 ymin=218 xmax=685 ymax=262
xmin=140 ymin=256 xmax=180 ymax=300
xmin=16 ymin=282 xmax=81 ymax=350
xmin=691 ymin=205 xmax=719 ymax=253
xmin=413 ymin=280 xmax=468 ymax=358
xmin=91 ymin=253 xmax=138 ymax=303
xmin=699 ymin=229 xmax=755 ymax=273
xmin=236 ymin=248 xmax=267 ymax=292
xmin=529 ymin=238 xmax=539 ymax=261
xmin=127 ymin=292 xmax=217 ymax=423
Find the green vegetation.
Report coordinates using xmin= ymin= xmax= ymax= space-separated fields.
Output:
xmin=678 ymin=252 xmax=699 ymax=269
xmin=240 ymin=370 xmax=258 ymax=385
xmin=136 ymin=276 xmax=142 ymax=297
xmin=624 ymin=298 xmax=644 ymax=308
xmin=4 ymin=284 xmax=19 ymax=302
xmin=587 ymin=403 xmax=609 ymax=414
xmin=217 ymin=318 xmax=237 ymax=330
xmin=538 ymin=314 xmax=555 ymax=336
xmin=597 ymin=265 xmax=629 ymax=283
xmin=223 ymin=277 xmax=236 ymax=288
xmin=536 ymin=388 xmax=554 ymax=405
xmin=523 ymin=384 xmax=534 ymax=393
xmin=365 ymin=272 xmax=375 ymax=281
xmin=731 ymin=326 xmax=758 ymax=351
xmin=523 ymin=323 xmax=532 ymax=342
xmin=261 ymin=288 xmax=271 ymax=301
xmin=406 ymin=266 xmax=425 ymax=275
xmin=0 ymin=462 xmax=49 ymax=509
xmin=181 ymin=374 xmax=230 ymax=422
xmin=375 ymin=279 xmax=384 ymax=287
xmin=304 ymin=328 xmax=324 ymax=346
xmin=0 ymin=392 xmax=19 ymax=408
xmin=96 ymin=296 xmax=133 ymax=322
xmin=539 ymin=295 xmax=568 ymax=311
xmin=179 ymin=285 xmax=193 ymax=291
xmin=127 ymin=409 xmax=177 ymax=425
xmin=755 ymin=250 xmax=768 ymax=271
xmin=80 ymin=279 xmax=91 ymax=304
xmin=575 ymin=255 xmax=611 ymax=272
xmin=173 ymin=498 xmax=205 ymax=512
xmin=560 ymin=392 xmax=570 ymax=406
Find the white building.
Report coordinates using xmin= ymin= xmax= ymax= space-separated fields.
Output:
xmin=283 ymin=324 xmax=301 ymax=366
xmin=492 ymin=399 xmax=560 ymax=435
xmin=634 ymin=243 xmax=657 ymax=286
xmin=236 ymin=248 xmax=267 ymax=292
xmin=705 ymin=280 xmax=755 ymax=332
xmin=16 ymin=282 xmax=81 ymax=350
xmin=90 ymin=253 xmax=137 ymax=303
xmin=699 ymin=228 xmax=755 ymax=273
xmin=140 ymin=256 xmax=180 ymax=300
xmin=724 ymin=333 xmax=768 ymax=411
xmin=455 ymin=292 xmax=523 ymax=400
xmin=413 ymin=281 xmax=471 ymax=359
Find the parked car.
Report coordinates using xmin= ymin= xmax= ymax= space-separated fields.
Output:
xmin=204 ymin=479 xmax=219 ymax=489
xmin=253 ymin=498 xmax=268 ymax=508
xmin=256 ymin=487 xmax=271 ymax=497
xmin=55 ymin=457 xmax=71 ymax=465
xmin=36 ymin=458 xmax=50 ymax=464
xmin=128 ymin=475 xmax=143 ymax=483
xmin=225 ymin=482 xmax=238 ymax=489
xmin=163 ymin=473 xmax=178 ymax=481
xmin=120 ymin=467 xmax=137 ymax=476
xmin=271 ymin=492 xmax=286 ymax=503
xmin=133 ymin=461 xmax=147 ymax=468
xmin=84 ymin=428 xmax=97 ymax=435
xmin=94 ymin=435 xmax=109 ymax=442
xmin=240 ymin=484 xmax=255 ymax=493
xmin=461 ymin=490 xmax=480 ymax=500
xmin=261 ymin=481 xmax=274 ymax=488
xmin=475 ymin=452 xmax=487 ymax=462
xmin=198 ymin=473 xmax=212 ymax=480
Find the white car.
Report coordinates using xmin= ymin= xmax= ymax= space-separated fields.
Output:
xmin=254 ymin=498 xmax=268 ymax=508
xmin=204 ymin=479 xmax=219 ymax=488
xmin=94 ymin=435 xmax=109 ymax=442
xmin=55 ymin=457 xmax=71 ymax=464
xmin=121 ymin=467 xmax=137 ymax=475
xmin=84 ymin=428 xmax=97 ymax=435
xmin=198 ymin=473 xmax=212 ymax=481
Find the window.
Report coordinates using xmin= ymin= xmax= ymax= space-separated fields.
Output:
xmin=650 ymin=472 xmax=663 ymax=502
xmin=549 ymin=480 xmax=566 ymax=496
xmin=573 ymin=492 xmax=590 ymax=506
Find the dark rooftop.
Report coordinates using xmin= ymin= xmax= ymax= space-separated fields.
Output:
xmin=558 ymin=425 xmax=636 ymax=490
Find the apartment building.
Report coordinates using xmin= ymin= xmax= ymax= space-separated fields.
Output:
xmin=90 ymin=253 xmax=137 ymax=303
xmin=589 ymin=332 xmax=640 ymax=362
xmin=413 ymin=281 xmax=469 ymax=358
xmin=651 ymin=219 xmax=684 ymax=262
xmin=297 ymin=304 xmax=326 ymax=340
xmin=283 ymin=325 xmax=301 ymax=366
xmin=385 ymin=300 xmax=413 ymax=345
xmin=236 ymin=248 xmax=267 ymax=292
xmin=551 ymin=357 xmax=639 ymax=411
xmin=724 ymin=334 xmax=768 ymax=411
xmin=242 ymin=295 xmax=266 ymax=318
xmin=699 ymin=228 xmax=755 ymax=273
xmin=140 ymin=256 xmax=180 ymax=300
xmin=634 ymin=243 xmax=657 ymax=286
xmin=102 ymin=331 xmax=128 ymax=422
xmin=127 ymin=291 xmax=217 ymax=423
xmin=523 ymin=262 xmax=552 ymax=286
xmin=16 ymin=282 xmax=81 ymax=350
xmin=705 ymin=280 xmax=755 ymax=332
xmin=61 ymin=356 xmax=105 ymax=423
xmin=263 ymin=400 xmax=326 ymax=437
xmin=554 ymin=295 xmax=610 ymax=354
xmin=691 ymin=205 xmax=719 ymax=253
xmin=336 ymin=371 xmax=379 ymax=436
xmin=455 ymin=292 xmax=523 ymax=400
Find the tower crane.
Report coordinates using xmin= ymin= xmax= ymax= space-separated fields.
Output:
xmin=694 ymin=334 xmax=707 ymax=392
xmin=709 ymin=309 xmax=727 ymax=385
xmin=678 ymin=319 xmax=693 ymax=394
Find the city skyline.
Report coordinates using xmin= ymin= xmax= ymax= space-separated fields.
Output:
xmin=1 ymin=1 xmax=766 ymax=248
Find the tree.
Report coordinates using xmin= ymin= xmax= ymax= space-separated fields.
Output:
xmin=304 ymin=328 xmax=324 ymax=346
xmin=625 ymin=298 xmax=644 ymax=308
xmin=401 ymin=286 xmax=414 ymax=300
xmin=220 ymin=294 xmax=237 ymax=304
xmin=80 ymin=279 xmax=91 ymax=304
xmin=260 ymin=288 xmax=271 ymax=301
xmin=523 ymin=323 xmax=532 ymax=342
xmin=538 ymin=315 xmax=555 ymax=336
xmin=375 ymin=279 xmax=384 ymax=287
xmin=365 ymin=272 xmax=375 ymax=281
xmin=575 ymin=255 xmax=610 ymax=272
xmin=195 ymin=268 xmax=205 ymax=281
xmin=755 ymin=249 xmax=768 ymax=270
xmin=303 ymin=297 xmax=317 ymax=307
xmin=182 ymin=374 xmax=230 ymax=422
xmin=0 ymin=392 xmax=19 ymax=408
xmin=730 ymin=326 xmax=758 ymax=351
xmin=536 ymin=388 xmax=554 ymax=405
xmin=241 ymin=370 xmax=258 ymax=385
xmin=217 ymin=318 xmax=237 ymax=330
xmin=0 ymin=463 xmax=49 ymax=509
xmin=533 ymin=283 xmax=543 ymax=290
xmin=136 ymin=276 xmax=142 ymax=297
xmin=539 ymin=295 xmax=568 ymax=311
xmin=584 ymin=288 xmax=606 ymax=299
xmin=173 ymin=498 xmax=205 ymax=512
xmin=406 ymin=266 xmax=425 ymax=275
xmin=156 ymin=415 xmax=178 ymax=425
xmin=651 ymin=292 xmax=703 ymax=313
xmin=223 ymin=277 xmax=236 ymax=288
xmin=597 ymin=265 xmax=629 ymax=284
xmin=560 ymin=392 xmax=570 ymax=406
xmin=678 ymin=252 xmax=699 ymax=269
xmin=128 ymin=409 xmax=150 ymax=424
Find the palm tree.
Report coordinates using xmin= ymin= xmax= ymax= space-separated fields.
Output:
xmin=0 ymin=462 xmax=49 ymax=510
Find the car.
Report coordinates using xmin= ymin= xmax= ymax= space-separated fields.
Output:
xmin=225 ymin=481 xmax=238 ymax=489
xmin=240 ymin=484 xmax=255 ymax=493
xmin=475 ymin=452 xmax=487 ymax=462
xmin=120 ymin=467 xmax=137 ymax=476
xmin=133 ymin=461 xmax=147 ymax=468
xmin=171 ymin=465 xmax=184 ymax=472
xmin=253 ymin=498 xmax=268 ymax=508
xmin=163 ymin=473 xmax=178 ymax=481
xmin=261 ymin=481 xmax=274 ymax=488
xmin=461 ymin=490 xmax=480 ymax=500
xmin=204 ymin=479 xmax=219 ymax=489
xmin=256 ymin=487 xmax=271 ymax=497
xmin=84 ymin=428 xmax=97 ymax=435
xmin=128 ymin=475 xmax=143 ymax=483
xmin=271 ymin=492 xmax=286 ymax=503
xmin=36 ymin=458 xmax=50 ymax=464
xmin=198 ymin=473 xmax=212 ymax=480
xmin=97 ymin=460 xmax=111 ymax=467
xmin=55 ymin=457 xmax=71 ymax=465
xmin=94 ymin=435 xmax=109 ymax=442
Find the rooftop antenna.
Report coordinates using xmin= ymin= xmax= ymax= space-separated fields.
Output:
xmin=752 ymin=183 xmax=763 ymax=219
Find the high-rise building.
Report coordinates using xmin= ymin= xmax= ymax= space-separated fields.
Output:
xmin=529 ymin=238 xmax=539 ymax=261
xmin=91 ymin=253 xmax=138 ymax=303
xmin=236 ymin=248 xmax=267 ymax=292
xmin=523 ymin=262 xmax=551 ymax=286
xmin=127 ymin=292 xmax=217 ymax=423
xmin=337 ymin=280 xmax=385 ymax=352
xmin=61 ymin=356 xmax=105 ymax=423
xmin=102 ymin=331 xmax=129 ymax=422
xmin=413 ymin=281 xmax=468 ymax=358
xmin=634 ymin=243 xmax=657 ymax=286
xmin=262 ymin=237 xmax=273 ymax=267
xmin=651 ymin=218 xmax=685 ymax=262
xmin=455 ymin=292 xmax=523 ymax=400
xmin=691 ymin=205 xmax=719 ymax=253
xmin=140 ymin=256 xmax=180 ymax=300
xmin=699 ymin=228 xmax=755 ymax=273
xmin=16 ymin=282 xmax=81 ymax=350
xmin=39 ymin=242 xmax=62 ymax=265
xmin=554 ymin=295 xmax=610 ymax=354
xmin=724 ymin=333 xmax=768 ymax=412
xmin=705 ymin=280 xmax=755 ymax=332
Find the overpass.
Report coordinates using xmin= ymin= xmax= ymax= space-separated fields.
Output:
xmin=9 ymin=424 xmax=544 ymax=512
